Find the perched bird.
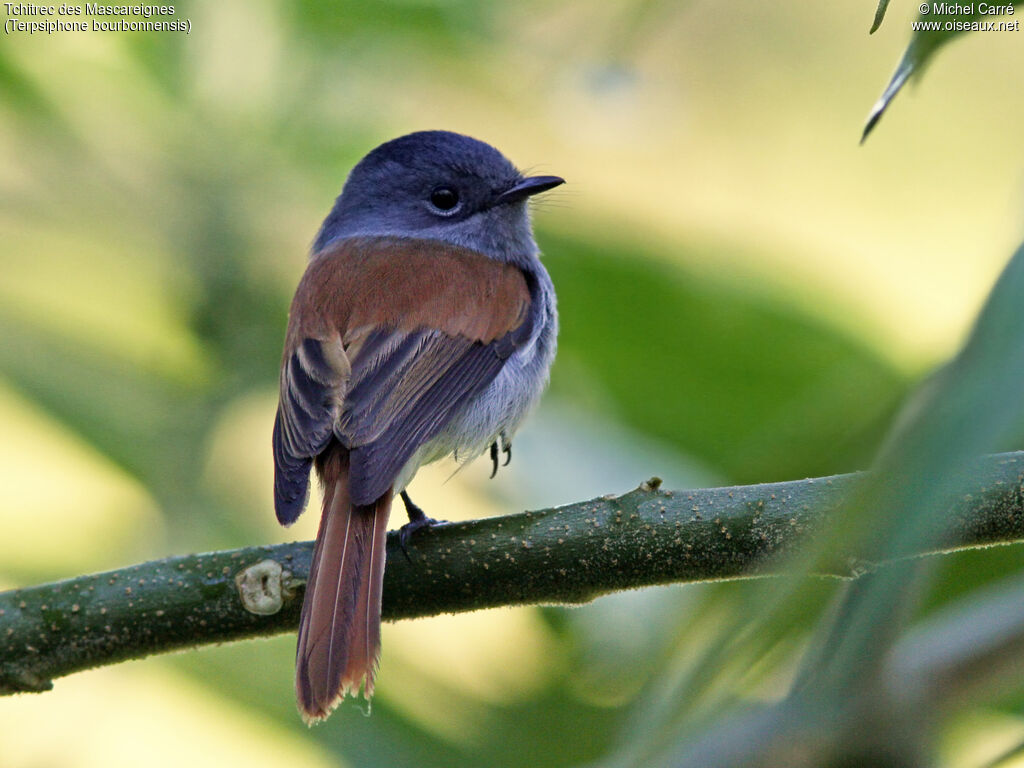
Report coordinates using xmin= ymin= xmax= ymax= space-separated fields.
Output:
xmin=272 ymin=130 xmax=563 ymax=723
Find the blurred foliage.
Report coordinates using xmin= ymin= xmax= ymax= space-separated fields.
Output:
xmin=1 ymin=1 xmax=1024 ymax=767
xmin=545 ymin=231 xmax=904 ymax=483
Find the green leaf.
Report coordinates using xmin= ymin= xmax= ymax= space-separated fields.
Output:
xmin=616 ymin=237 xmax=1024 ymax=766
xmin=862 ymin=1 xmax=1024 ymax=141
xmin=869 ymin=0 xmax=891 ymax=34
xmin=811 ymin=236 xmax=1024 ymax=689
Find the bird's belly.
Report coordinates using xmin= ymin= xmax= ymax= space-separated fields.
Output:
xmin=392 ymin=312 xmax=556 ymax=493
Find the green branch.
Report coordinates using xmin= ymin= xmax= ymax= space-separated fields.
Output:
xmin=3 ymin=451 xmax=1023 ymax=696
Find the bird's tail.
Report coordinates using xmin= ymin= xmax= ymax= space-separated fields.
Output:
xmin=295 ymin=447 xmax=392 ymax=724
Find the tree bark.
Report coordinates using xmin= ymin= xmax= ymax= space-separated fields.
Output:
xmin=2 ymin=451 xmax=1023 ymax=696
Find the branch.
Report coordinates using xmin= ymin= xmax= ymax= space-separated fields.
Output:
xmin=3 ymin=451 xmax=1023 ymax=696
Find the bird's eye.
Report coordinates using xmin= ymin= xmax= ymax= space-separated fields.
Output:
xmin=429 ymin=186 xmax=460 ymax=213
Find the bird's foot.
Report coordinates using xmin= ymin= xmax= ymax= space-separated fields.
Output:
xmin=488 ymin=433 xmax=512 ymax=479
xmin=399 ymin=491 xmax=445 ymax=561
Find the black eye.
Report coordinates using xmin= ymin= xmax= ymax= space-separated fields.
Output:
xmin=429 ymin=186 xmax=460 ymax=212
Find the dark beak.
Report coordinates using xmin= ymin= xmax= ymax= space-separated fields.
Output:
xmin=495 ymin=175 xmax=565 ymax=206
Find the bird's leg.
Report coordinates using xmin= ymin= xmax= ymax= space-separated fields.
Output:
xmin=399 ymin=490 xmax=442 ymax=560
xmin=489 ymin=441 xmax=499 ymax=479
xmin=500 ymin=432 xmax=512 ymax=466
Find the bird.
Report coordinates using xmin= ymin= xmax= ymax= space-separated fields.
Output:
xmin=272 ymin=130 xmax=563 ymax=723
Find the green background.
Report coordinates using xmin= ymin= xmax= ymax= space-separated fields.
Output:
xmin=1 ymin=1 xmax=1023 ymax=766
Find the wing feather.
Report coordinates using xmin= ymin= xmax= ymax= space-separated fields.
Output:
xmin=272 ymin=236 xmax=533 ymax=523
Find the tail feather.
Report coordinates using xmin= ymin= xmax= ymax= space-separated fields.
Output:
xmin=296 ymin=448 xmax=392 ymax=724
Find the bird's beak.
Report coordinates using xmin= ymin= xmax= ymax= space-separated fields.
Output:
xmin=495 ymin=175 xmax=565 ymax=206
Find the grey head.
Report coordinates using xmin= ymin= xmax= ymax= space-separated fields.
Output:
xmin=313 ymin=130 xmax=563 ymax=266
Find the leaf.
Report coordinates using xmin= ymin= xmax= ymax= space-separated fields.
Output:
xmin=887 ymin=569 xmax=1024 ymax=708
xmin=862 ymin=1 xmax=1024 ymax=141
xmin=869 ymin=0 xmax=891 ymax=34
xmin=625 ymin=237 xmax=1024 ymax=766
xmin=803 ymin=236 xmax=1024 ymax=696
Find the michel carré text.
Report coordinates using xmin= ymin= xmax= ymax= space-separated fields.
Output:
xmin=928 ymin=2 xmax=1015 ymax=13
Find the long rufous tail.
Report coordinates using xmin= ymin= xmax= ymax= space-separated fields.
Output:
xmin=296 ymin=447 xmax=391 ymax=724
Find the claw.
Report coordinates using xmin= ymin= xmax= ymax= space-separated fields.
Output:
xmin=489 ymin=441 xmax=499 ymax=479
xmin=497 ymin=434 xmax=509 ymax=468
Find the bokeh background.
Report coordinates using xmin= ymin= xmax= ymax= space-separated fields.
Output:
xmin=2 ymin=1 xmax=1024 ymax=766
